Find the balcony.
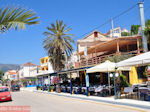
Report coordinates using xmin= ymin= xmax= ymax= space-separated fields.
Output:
xmin=78 ymin=50 xmax=142 ymax=67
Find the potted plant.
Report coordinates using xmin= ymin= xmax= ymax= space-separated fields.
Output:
xmin=49 ymin=85 xmax=55 ymax=92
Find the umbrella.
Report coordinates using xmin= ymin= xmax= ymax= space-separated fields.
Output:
xmin=86 ymin=60 xmax=116 ymax=95
xmin=86 ymin=60 xmax=116 ymax=73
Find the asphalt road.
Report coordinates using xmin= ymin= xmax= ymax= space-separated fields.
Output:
xmin=0 ymin=91 xmax=149 ymax=112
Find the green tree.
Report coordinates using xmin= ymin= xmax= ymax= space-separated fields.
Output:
xmin=43 ymin=20 xmax=74 ymax=72
xmin=0 ymin=6 xmax=39 ymax=33
xmin=106 ymin=54 xmax=133 ymax=63
xmin=119 ymin=74 xmax=130 ymax=87
xmin=0 ymin=70 xmax=4 ymax=80
xmin=121 ymin=32 xmax=130 ymax=36
xmin=144 ymin=19 xmax=150 ymax=45
xmin=130 ymin=25 xmax=140 ymax=35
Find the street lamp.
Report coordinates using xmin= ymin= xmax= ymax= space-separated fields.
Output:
xmin=109 ymin=73 xmax=113 ymax=78
xmin=113 ymin=72 xmax=120 ymax=99
xmin=115 ymin=73 xmax=119 ymax=77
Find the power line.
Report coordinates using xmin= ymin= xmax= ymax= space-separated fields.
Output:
xmin=112 ymin=4 xmax=137 ymax=20
xmin=79 ymin=3 xmax=138 ymax=38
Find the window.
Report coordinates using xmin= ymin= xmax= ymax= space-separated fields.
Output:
xmin=0 ymin=88 xmax=9 ymax=92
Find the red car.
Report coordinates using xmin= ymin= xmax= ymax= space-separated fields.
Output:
xmin=0 ymin=86 xmax=12 ymax=102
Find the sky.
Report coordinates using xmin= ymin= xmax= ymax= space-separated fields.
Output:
xmin=0 ymin=0 xmax=150 ymax=65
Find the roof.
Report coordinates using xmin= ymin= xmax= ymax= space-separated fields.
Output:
xmin=40 ymin=56 xmax=49 ymax=60
xmin=78 ymin=36 xmax=141 ymax=55
xmin=22 ymin=62 xmax=36 ymax=66
xmin=8 ymin=72 xmax=16 ymax=75
xmin=77 ymin=30 xmax=112 ymax=43
xmin=5 ymin=70 xmax=17 ymax=75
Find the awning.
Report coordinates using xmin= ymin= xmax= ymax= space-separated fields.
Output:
xmin=116 ymin=51 xmax=150 ymax=67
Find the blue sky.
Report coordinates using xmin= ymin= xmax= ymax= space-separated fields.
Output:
xmin=0 ymin=0 xmax=150 ymax=65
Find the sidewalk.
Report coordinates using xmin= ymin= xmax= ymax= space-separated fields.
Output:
xmin=22 ymin=88 xmax=150 ymax=110
xmin=20 ymin=87 xmax=36 ymax=92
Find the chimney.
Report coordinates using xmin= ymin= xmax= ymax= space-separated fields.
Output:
xmin=94 ymin=31 xmax=98 ymax=38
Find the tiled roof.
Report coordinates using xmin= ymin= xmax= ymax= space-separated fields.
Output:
xmin=23 ymin=62 xmax=36 ymax=66
xmin=8 ymin=72 xmax=16 ymax=75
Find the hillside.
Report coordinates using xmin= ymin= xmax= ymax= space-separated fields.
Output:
xmin=0 ymin=64 xmax=20 ymax=72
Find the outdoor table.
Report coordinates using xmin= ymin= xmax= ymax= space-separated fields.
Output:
xmin=89 ymin=87 xmax=95 ymax=92
xmin=73 ymin=87 xmax=81 ymax=94
xmin=61 ymin=86 xmax=67 ymax=92
xmin=95 ymin=86 xmax=103 ymax=93
xmin=94 ymin=86 xmax=109 ymax=97
xmin=67 ymin=87 xmax=71 ymax=93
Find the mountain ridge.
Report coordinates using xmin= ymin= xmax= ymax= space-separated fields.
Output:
xmin=0 ymin=64 xmax=20 ymax=72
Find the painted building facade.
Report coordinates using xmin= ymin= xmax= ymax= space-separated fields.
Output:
xmin=4 ymin=70 xmax=18 ymax=80
xmin=18 ymin=62 xmax=38 ymax=79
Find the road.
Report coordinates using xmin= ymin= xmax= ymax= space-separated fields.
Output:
xmin=0 ymin=91 xmax=149 ymax=112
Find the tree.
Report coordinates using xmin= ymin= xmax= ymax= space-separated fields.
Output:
xmin=144 ymin=19 xmax=150 ymax=46
xmin=43 ymin=20 xmax=74 ymax=72
xmin=121 ymin=32 xmax=130 ymax=36
xmin=119 ymin=74 xmax=130 ymax=87
xmin=0 ymin=6 xmax=39 ymax=33
xmin=106 ymin=54 xmax=133 ymax=63
xmin=130 ymin=25 xmax=140 ymax=35
xmin=0 ymin=70 xmax=4 ymax=80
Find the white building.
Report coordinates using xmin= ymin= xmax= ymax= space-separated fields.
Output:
xmin=107 ymin=27 xmax=129 ymax=38
xmin=18 ymin=62 xmax=38 ymax=79
xmin=4 ymin=70 xmax=18 ymax=80
xmin=107 ymin=27 xmax=121 ymax=38
xmin=38 ymin=56 xmax=54 ymax=75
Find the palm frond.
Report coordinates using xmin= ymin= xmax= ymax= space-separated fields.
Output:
xmin=0 ymin=6 xmax=39 ymax=32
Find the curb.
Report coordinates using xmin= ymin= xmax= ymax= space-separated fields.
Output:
xmin=33 ymin=90 xmax=150 ymax=110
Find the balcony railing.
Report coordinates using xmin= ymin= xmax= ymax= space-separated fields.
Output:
xmin=78 ymin=50 xmax=142 ymax=67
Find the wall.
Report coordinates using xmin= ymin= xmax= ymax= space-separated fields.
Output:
xmin=129 ymin=67 xmax=148 ymax=85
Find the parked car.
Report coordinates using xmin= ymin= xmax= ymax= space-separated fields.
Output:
xmin=11 ymin=85 xmax=20 ymax=91
xmin=0 ymin=86 xmax=12 ymax=102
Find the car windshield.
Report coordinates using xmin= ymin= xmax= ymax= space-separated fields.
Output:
xmin=0 ymin=88 xmax=9 ymax=92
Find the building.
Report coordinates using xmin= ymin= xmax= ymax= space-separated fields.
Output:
xmin=39 ymin=56 xmax=54 ymax=74
xmin=106 ymin=27 xmax=122 ymax=38
xmin=4 ymin=70 xmax=18 ymax=81
xmin=77 ymin=30 xmax=147 ymax=85
xmin=106 ymin=27 xmax=129 ymax=38
xmin=77 ymin=30 xmax=112 ymax=53
xmin=18 ymin=62 xmax=38 ymax=79
xmin=78 ymin=36 xmax=141 ymax=67
xmin=37 ymin=56 xmax=54 ymax=85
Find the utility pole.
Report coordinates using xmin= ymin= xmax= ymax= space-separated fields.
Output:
xmin=111 ymin=18 xmax=114 ymax=38
xmin=138 ymin=2 xmax=148 ymax=52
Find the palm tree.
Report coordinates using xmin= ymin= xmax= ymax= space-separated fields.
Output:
xmin=0 ymin=6 xmax=39 ymax=33
xmin=43 ymin=20 xmax=74 ymax=72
